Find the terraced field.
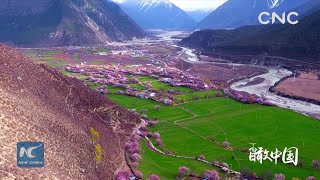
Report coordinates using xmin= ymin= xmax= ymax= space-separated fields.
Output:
xmin=108 ymin=93 xmax=320 ymax=179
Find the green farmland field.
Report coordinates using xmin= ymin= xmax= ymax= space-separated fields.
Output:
xmin=60 ymin=68 xmax=320 ymax=179
xmin=108 ymin=93 xmax=320 ymax=179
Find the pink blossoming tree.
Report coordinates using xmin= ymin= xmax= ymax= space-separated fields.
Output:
xmin=274 ymin=174 xmax=285 ymax=180
xmin=148 ymin=174 xmax=160 ymax=180
xmin=154 ymin=132 xmax=161 ymax=139
xmin=204 ymin=170 xmax=219 ymax=180
xmin=130 ymin=153 xmax=142 ymax=162
xmin=223 ymin=141 xmax=230 ymax=148
xmin=116 ymin=170 xmax=130 ymax=180
xmin=178 ymin=166 xmax=190 ymax=177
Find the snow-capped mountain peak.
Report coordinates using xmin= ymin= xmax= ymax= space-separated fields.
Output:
xmin=139 ymin=0 xmax=172 ymax=10
xmin=119 ymin=0 xmax=196 ymax=30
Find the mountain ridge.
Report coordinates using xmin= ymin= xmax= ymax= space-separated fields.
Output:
xmin=0 ymin=0 xmax=146 ymax=47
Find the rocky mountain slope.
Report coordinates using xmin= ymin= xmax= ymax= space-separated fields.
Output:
xmin=0 ymin=44 xmax=140 ymax=179
xmin=181 ymin=10 xmax=320 ymax=63
xmin=0 ymin=0 xmax=146 ymax=47
xmin=198 ymin=0 xmax=307 ymax=29
xmin=119 ymin=0 xmax=196 ymax=30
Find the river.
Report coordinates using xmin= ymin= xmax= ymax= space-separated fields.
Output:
xmin=230 ymin=68 xmax=320 ymax=117
xmin=161 ymin=31 xmax=320 ymax=117
xmin=154 ymin=31 xmax=201 ymax=63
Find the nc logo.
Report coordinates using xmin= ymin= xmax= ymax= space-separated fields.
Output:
xmin=258 ymin=12 xmax=299 ymax=25
xmin=17 ymin=142 xmax=44 ymax=168
xmin=19 ymin=144 xmax=42 ymax=158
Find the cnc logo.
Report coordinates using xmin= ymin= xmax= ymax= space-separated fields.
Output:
xmin=258 ymin=12 xmax=299 ymax=25
xmin=17 ymin=142 xmax=44 ymax=168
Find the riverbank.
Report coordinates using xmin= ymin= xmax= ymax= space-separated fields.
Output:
xmin=270 ymin=71 xmax=320 ymax=106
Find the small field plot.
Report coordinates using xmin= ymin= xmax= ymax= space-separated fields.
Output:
xmin=42 ymin=50 xmax=64 ymax=55
xmin=108 ymin=94 xmax=193 ymax=121
xmin=29 ymin=49 xmax=67 ymax=67
xmin=135 ymin=75 xmax=193 ymax=93
xmin=175 ymin=90 xmax=217 ymax=102
xmin=23 ymin=50 xmax=37 ymax=57
xmin=86 ymin=82 xmax=103 ymax=89
xmin=139 ymin=140 xmax=218 ymax=180
xmin=86 ymin=48 xmax=110 ymax=54
xmin=127 ymin=83 xmax=146 ymax=90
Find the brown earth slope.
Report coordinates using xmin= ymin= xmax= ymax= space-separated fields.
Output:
xmin=0 ymin=44 xmax=140 ymax=179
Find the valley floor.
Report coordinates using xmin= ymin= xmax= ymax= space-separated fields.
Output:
xmin=22 ymin=31 xmax=320 ymax=179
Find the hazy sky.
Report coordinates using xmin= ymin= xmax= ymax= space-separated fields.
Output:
xmin=171 ymin=0 xmax=227 ymax=11
xmin=113 ymin=0 xmax=228 ymax=11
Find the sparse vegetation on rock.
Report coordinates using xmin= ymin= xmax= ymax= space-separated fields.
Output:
xmin=90 ymin=127 xmax=100 ymax=143
xmin=94 ymin=144 xmax=102 ymax=162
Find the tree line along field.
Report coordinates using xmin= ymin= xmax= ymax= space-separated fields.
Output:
xmin=107 ymin=92 xmax=320 ymax=179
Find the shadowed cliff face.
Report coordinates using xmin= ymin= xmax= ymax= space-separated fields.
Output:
xmin=0 ymin=0 xmax=146 ymax=47
xmin=0 ymin=44 xmax=140 ymax=179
